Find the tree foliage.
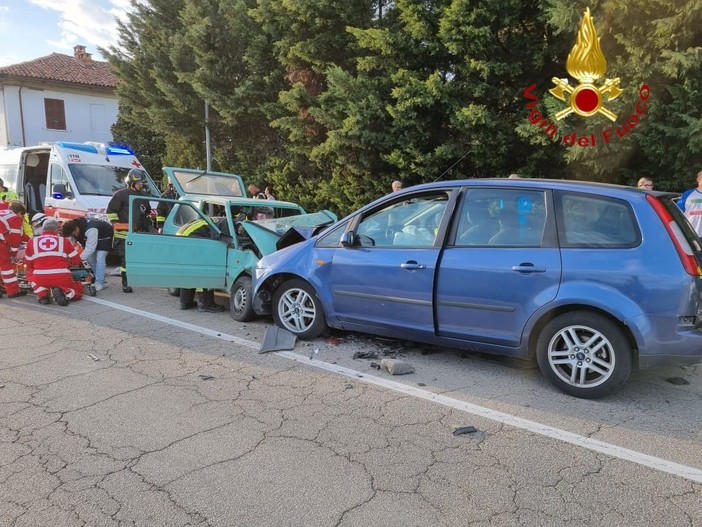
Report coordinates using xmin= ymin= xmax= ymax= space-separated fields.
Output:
xmin=107 ymin=0 xmax=702 ymax=217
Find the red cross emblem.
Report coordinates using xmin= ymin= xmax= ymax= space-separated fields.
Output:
xmin=38 ymin=237 xmax=59 ymax=252
xmin=131 ymin=160 xmax=142 ymax=168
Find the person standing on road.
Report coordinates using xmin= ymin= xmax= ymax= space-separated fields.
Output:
xmin=61 ymin=217 xmax=113 ymax=291
xmin=106 ymin=169 xmax=152 ymax=293
xmin=23 ymin=218 xmax=83 ymax=305
xmin=391 ymin=180 xmax=403 ymax=192
xmin=0 ymin=200 xmax=27 ymax=298
xmin=265 ymin=186 xmax=276 ymax=200
xmin=678 ymin=170 xmax=702 ymax=236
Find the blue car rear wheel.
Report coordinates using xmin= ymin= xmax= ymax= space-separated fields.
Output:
xmin=536 ymin=311 xmax=632 ymax=399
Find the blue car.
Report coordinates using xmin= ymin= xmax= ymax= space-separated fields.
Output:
xmin=252 ymin=179 xmax=702 ymax=398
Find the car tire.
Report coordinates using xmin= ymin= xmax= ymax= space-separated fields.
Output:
xmin=168 ymin=288 xmax=181 ymax=297
xmin=230 ymin=275 xmax=255 ymax=322
xmin=272 ymin=279 xmax=326 ymax=339
xmin=536 ymin=312 xmax=632 ymax=399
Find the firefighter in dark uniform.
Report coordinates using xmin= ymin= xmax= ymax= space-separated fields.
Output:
xmin=106 ymin=168 xmax=152 ymax=293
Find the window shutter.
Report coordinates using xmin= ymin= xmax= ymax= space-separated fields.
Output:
xmin=44 ymin=98 xmax=66 ymax=130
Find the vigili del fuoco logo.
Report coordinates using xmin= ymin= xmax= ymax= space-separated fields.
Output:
xmin=523 ymin=8 xmax=650 ymax=147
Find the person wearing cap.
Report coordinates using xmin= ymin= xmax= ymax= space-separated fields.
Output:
xmin=23 ymin=218 xmax=83 ymax=305
xmin=106 ymin=168 xmax=153 ymax=293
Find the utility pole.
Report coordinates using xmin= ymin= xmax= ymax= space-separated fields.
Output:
xmin=205 ymin=101 xmax=212 ymax=172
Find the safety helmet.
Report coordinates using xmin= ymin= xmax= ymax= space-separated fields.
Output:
xmin=126 ymin=168 xmax=146 ymax=187
xmin=31 ymin=212 xmax=47 ymax=226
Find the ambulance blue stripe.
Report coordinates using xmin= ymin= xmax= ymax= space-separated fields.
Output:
xmin=55 ymin=142 xmax=98 ymax=154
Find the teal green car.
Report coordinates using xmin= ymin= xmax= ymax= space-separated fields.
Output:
xmin=125 ymin=167 xmax=336 ymax=320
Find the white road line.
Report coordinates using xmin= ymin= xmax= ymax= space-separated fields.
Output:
xmin=86 ymin=296 xmax=702 ymax=484
xmin=86 ymin=297 xmax=257 ymax=347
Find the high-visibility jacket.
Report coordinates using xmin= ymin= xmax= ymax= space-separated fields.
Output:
xmin=0 ymin=189 xmax=19 ymax=202
xmin=176 ymin=219 xmax=211 ymax=238
xmin=176 ymin=217 xmax=232 ymax=238
xmin=23 ymin=233 xmax=81 ymax=276
xmin=21 ymin=214 xmax=32 ymax=239
xmin=0 ymin=209 xmax=23 ymax=255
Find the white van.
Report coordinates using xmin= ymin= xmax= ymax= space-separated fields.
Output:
xmin=0 ymin=141 xmax=160 ymax=222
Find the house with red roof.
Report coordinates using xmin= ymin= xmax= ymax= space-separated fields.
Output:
xmin=0 ymin=45 xmax=117 ymax=147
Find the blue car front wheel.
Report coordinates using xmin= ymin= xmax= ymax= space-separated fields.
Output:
xmin=272 ymin=279 xmax=326 ymax=339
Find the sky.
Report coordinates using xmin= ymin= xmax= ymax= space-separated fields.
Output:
xmin=0 ymin=0 xmax=132 ymax=67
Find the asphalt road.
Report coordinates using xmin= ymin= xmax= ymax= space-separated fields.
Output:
xmin=0 ymin=276 xmax=700 ymax=526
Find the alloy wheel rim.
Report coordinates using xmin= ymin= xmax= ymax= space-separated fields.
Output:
xmin=547 ymin=324 xmax=615 ymax=388
xmin=279 ymin=288 xmax=316 ymax=332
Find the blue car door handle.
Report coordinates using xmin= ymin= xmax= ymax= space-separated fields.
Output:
xmin=401 ymin=261 xmax=426 ymax=270
xmin=512 ymin=263 xmax=546 ymax=273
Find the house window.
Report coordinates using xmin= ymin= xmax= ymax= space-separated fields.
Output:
xmin=44 ymin=98 xmax=66 ymax=130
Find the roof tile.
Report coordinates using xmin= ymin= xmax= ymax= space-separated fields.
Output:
xmin=0 ymin=53 xmax=115 ymax=88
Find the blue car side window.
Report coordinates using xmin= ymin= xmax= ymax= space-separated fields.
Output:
xmin=457 ymin=190 xmax=545 ymax=246
xmin=558 ymin=193 xmax=640 ymax=247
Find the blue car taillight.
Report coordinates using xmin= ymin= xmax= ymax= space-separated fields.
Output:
xmin=648 ymin=195 xmax=702 ymax=277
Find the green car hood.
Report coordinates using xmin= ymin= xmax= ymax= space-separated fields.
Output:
xmin=240 ymin=210 xmax=337 ymax=255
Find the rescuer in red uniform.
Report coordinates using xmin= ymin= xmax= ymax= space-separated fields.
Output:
xmin=23 ymin=218 xmax=83 ymax=305
xmin=0 ymin=200 xmax=27 ymax=298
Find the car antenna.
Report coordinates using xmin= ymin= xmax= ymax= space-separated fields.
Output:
xmin=433 ymin=150 xmax=470 ymax=182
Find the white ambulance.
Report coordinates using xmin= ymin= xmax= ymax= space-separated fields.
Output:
xmin=0 ymin=141 xmax=160 ymax=222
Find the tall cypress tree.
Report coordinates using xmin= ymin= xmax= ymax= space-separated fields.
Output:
xmin=102 ymin=0 xmax=208 ymax=170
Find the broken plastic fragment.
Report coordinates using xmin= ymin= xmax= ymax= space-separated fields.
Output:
xmin=353 ymin=351 xmax=378 ymax=360
xmin=453 ymin=426 xmax=478 ymax=436
xmin=666 ymin=377 xmax=690 ymax=385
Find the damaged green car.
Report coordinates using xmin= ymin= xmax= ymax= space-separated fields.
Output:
xmin=125 ymin=167 xmax=336 ymax=321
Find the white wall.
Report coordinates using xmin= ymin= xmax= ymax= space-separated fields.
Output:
xmin=0 ymin=85 xmax=118 ymax=147
xmin=0 ymin=88 xmax=7 ymax=146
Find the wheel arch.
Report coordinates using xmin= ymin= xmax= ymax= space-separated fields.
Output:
xmin=254 ymin=272 xmax=333 ymax=321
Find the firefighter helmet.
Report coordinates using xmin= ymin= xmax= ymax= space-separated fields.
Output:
xmin=126 ymin=168 xmax=146 ymax=187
